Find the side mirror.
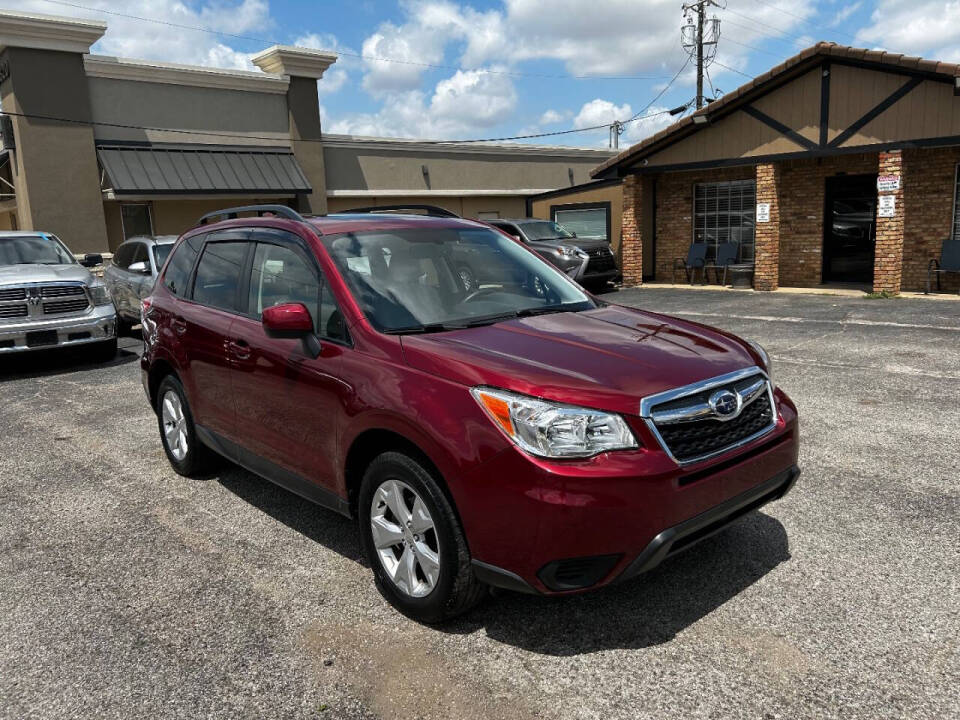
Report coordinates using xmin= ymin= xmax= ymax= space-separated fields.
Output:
xmin=128 ymin=261 xmax=150 ymax=274
xmin=80 ymin=253 xmax=103 ymax=267
xmin=262 ymin=303 xmax=321 ymax=357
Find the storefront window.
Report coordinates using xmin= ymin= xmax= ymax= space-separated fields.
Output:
xmin=693 ymin=180 xmax=755 ymax=262
xmin=553 ymin=205 xmax=609 ymax=242
xmin=121 ymin=203 xmax=154 ymax=240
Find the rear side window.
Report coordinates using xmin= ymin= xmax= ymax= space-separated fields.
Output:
xmin=162 ymin=235 xmax=202 ymax=297
xmin=113 ymin=244 xmax=134 ymax=269
xmin=130 ymin=242 xmax=149 ymax=266
xmin=192 ymin=241 xmax=248 ymax=312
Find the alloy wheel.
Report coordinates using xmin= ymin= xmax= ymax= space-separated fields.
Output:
xmin=161 ymin=390 xmax=189 ymax=461
xmin=369 ymin=479 xmax=441 ymax=598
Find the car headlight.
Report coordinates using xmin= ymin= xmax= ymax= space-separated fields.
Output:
xmin=747 ymin=340 xmax=773 ymax=385
xmin=471 ymin=386 xmax=638 ymax=458
xmin=88 ymin=281 xmax=113 ymax=306
xmin=555 ymin=246 xmax=578 ymax=258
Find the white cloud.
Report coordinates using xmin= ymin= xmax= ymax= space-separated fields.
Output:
xmin=293 ymin=32 xmax=355 ymax=95
xmin=831 ymin=1 xmax=862 ymax=27
xmin=329 ymin=67 xmax=516 ymax=139
xmin=0 ymin=0 xmax=272 ymax=69
xmin=539 ymin=109 xmax=570 ymax=125
xmin=855 ymin=1 xmax=960 ymax=62
xmin=568 ymin=98 xmax=675 ymax=147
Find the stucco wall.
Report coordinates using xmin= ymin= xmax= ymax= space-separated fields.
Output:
xmin=326 ymin=195 xmax=528 ymax=219
xmin=529 ymin=182 xmax=623 ymax=251
xmin=87 ymin=76 xmax=289 ymax=146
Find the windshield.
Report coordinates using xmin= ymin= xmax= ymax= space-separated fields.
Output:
xmin=519 ymin=221 xmax=575 ymax=241
xmin=0 ymin=235 xmax=76 ymax=266
xmin=153 ymin=243 xmax=173 ymax=269
xmin=323 ymin=226 xmax=597 ymax=333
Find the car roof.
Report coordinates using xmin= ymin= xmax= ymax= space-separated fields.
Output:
xmin=0 ymin=231 xmax=57 ymax=238
xmin=494 ymin=218 xmax=548 ymax=224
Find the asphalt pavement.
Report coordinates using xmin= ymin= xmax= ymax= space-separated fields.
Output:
xmin=1 ymin=287 xmax=957 ymax=719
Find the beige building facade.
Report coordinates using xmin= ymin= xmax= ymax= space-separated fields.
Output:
xmin=0 ymin=10 xmax=612 ymax=254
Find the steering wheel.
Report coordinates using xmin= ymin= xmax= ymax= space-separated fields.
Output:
xmin=462 ymin=287 xmax=500 ymax=303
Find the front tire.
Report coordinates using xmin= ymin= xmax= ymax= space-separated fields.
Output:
xmin=358 ymin=452 xmax=487 ymax=623
xmin=156 ymin=375 xmax=217 ymax=477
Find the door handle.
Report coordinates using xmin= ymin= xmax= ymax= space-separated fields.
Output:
xmin=170 ymin=317 xmax=187 ymax=335
xmin=228 ymin=338 xmax=251 ymax=360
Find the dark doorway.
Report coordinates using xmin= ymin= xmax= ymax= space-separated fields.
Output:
xmin=823 ymin=174 xmax=877 ymax=284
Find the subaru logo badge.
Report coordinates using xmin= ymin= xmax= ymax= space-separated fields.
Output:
xmin=709 ymin=389 xmax=741 ymax=420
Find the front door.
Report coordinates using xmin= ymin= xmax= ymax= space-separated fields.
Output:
xmin=823 ymin=175 xmax=877 ymax=284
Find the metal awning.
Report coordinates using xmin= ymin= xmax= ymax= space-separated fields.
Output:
xmin=97 ymin=144 xmax=312 ymax=195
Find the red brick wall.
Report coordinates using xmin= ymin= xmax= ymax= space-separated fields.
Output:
xmin=621 ymin=175 xmax=643 ymax=285
xmin=653 ymin=166 xmax=754 ymax=281
xmin=902 ymin=147 xmax=960 ymax=292
xmin=778 ymin=154 xmax=878 ymax=287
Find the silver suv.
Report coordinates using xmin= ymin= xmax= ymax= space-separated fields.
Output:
xmin=0 ymin=231 xmax=117 ymax=359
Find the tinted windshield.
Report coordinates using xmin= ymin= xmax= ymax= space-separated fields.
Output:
xmin=153 ymin=243 xmax=173 ymax=269
xmin=0 ymin=235 xmax=75 ymax=266
xmin=323 ymin=226 xmax=596 ymax=333
xmin=519 ymin=221 xmax=575 ymax=241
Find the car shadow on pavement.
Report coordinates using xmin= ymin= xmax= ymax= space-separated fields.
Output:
xmin=441 ymin=512 xmax=791 ymax=655
xmin=216 ymin=466 xmax=365 ymax=564
xmin=0 ymin=343 xmax=140 ymax=381
xmin=214 ymin=467 xmax=789 ymax=653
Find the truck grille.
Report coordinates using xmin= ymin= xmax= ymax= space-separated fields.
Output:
xmin=0 ymin=287 xmax=26 ymax=301
xmin=645 ymin=370 xmax=776 ymax=464
xmin=41 ymin=285 xmax=86 ymax=298
xmin=0 ymin=304 xmax=28 ymax=318
xmin=44 ymin=298 xmax=90 ymax=314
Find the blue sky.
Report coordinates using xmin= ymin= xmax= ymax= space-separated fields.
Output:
xmin=6 ymin=1 xmax=957 ymax=147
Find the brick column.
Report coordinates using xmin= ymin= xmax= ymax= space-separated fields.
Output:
xmin=873 ymin=150 xmax=904 ymax=294
xmin=754 ymin=163 xmax=781 ymax=291
xmin=620 ymin=174 xmax=644 ymax=286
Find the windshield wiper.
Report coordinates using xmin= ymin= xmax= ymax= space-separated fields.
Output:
xmin=459 ymin=306 xmax=571 ymax=328
xmin=383 ymin=321 xmax=468 ymax=335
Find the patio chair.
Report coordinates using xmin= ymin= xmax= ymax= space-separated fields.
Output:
xmin=673 ymin=243 xmax=708 ymax=284
xmin=926 ymin=237 xmax=960 ymax=294
xmin=706 ymin=242 xmax=739 ymax=286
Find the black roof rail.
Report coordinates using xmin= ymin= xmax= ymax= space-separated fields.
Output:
xmin=197 ymin=204 xmax=307 ymax=226
xmin=339 ymin=204 xmax=460 ymax=218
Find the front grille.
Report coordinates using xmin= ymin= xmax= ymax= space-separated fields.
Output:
xmin=586 ymin=256 xmax=616 ymax=273
xmin=0 ymin=287 xmax=26 ymax=301
xmin=41 ymin=285 xmax=85 ymax=298
xmin=0 ymin=304 xmax=28 ymax=318
xmin=43 ymin=298 xmax=90 ymax=314
xmin=648 ymin=372 xmax=775 ymax=464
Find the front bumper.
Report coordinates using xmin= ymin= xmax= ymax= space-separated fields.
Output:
xmin=0 ymin=305 xmax=116 ymax=354
xmin=459 ymin=389 xmax=800 ymax=595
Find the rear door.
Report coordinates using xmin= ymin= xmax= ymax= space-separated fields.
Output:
xmin=227 ymin=228 xmax=349 ymax=494
xmin=175 ymin=232 xmax=250 ymax=444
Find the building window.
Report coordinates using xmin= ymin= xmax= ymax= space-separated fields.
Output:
xmin=476 ymin=211 xmax=500 ymax=220
xmin=693 ymin=180 xmax=756 ymax=262
xmin=121 ymin=203 xmax=153 ymax=240
xmin=551 ymin=202 xmax=611 ymax=242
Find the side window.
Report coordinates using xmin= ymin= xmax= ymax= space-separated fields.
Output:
xmin=192 ymin=241 xmax=248 ymax=311
xmin=162 ymin=235 xmax=201 ymax=297
xmin=112 ymin=244 xmax=134 ymax=269
xmin=130 ymin=242 xmax=150 ymax=266
xmin=248 ymin=242 xmax=348 ymax=343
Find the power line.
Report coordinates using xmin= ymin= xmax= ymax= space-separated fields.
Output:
xmin=749 ymin=0 xmax=860 ymax=42
xmin=711 ymin=60 xmax=755 ymax=79
xmin=34 ymin=0 xmax=672 ymax=82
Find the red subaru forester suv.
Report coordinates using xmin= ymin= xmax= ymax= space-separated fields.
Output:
xmin=141 ymin=204 xmax=799 ymax=623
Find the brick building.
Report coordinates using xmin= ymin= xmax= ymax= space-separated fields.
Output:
xmin=593 ymin=43 xmax=960 ymax=294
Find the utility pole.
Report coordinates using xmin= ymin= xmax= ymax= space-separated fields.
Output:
xmin=682 ymin=1 xmax=720 ymax=109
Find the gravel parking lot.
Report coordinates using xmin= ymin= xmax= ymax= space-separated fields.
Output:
xmin=1 ymin=288 xmax=957 ymax=720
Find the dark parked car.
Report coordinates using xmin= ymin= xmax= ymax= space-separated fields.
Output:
xmin=141 ymin=205 xmax=799 ymax=623
xmin=104 ymin=235 xmax=177 ymax=334
xmin=486 ymin=218 xmax=619 ymax=288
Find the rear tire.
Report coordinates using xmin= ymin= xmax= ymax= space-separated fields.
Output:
xmin=358 ymin=451 xmax=487 ymax=623
xmin=156 ymin=375 xmax=218 ymax=477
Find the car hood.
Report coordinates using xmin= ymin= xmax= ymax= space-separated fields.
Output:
xmin=0 ymin=264 xmax=93 ymax=286
xmin=400 ymin=304 xmax=759 ymax=416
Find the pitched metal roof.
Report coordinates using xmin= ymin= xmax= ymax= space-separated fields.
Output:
xmin=592 ymin=42 xmax=960 ymax=178
xmin=97 ymin=144 xmax=311 ymax=195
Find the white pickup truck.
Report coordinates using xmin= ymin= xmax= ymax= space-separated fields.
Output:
xmin=0 ymin=231 xmax=117 ymax=359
